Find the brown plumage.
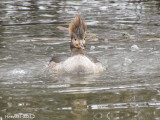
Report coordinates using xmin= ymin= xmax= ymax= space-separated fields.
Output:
xmin=69 ymin=15 xmax=87 ymax=40
xmin=49 ymin=14 xmax=103 ymax=74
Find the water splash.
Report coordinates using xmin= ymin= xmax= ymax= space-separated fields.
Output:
xmin=9 ymin=68 xmax=26 ymax=76
xmin=130 ymin=44 xmax=139 ymax=51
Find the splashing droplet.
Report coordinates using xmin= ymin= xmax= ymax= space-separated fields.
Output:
xmin=131 ymin=44 xmax=139 ymax=51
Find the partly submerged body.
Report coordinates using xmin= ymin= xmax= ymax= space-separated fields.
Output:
xmin=49 ymin=54 xmax=103 ymax=74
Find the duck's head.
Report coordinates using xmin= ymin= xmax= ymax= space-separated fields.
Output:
xmin=69 ymin=15 xmax=87 ymax=50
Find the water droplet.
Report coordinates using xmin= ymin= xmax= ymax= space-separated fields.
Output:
xmin=131 ymin=44 xmax=139 ymax=51
xmin=123 ymin=58 xmax=132 ymax=66
xmin=100 ymin=6 xmax=107 ymax=11
xmin=90 ymin=46 xmax=95 ymax=50
xmin=18 ymin=103 xmax=25 ymax=106
xmin=11 ymin=68 xmax=26 ymax=75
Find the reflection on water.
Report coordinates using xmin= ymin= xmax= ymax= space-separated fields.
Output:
xmin=0 ymin=0 xmax=160 ymax=119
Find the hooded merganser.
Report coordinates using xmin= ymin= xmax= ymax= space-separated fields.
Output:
xmin=49 ymin=15 xmax=103 ymax=74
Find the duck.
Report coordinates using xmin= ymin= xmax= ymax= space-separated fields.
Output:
xmin=49 ymin=15 xmax=103 ymax=74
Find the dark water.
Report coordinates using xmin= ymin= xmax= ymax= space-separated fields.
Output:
xmin=0 ymin=0 xmax=160 ymax=120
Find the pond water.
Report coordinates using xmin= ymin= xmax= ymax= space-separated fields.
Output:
xmin=0 ymin=0 xmax=160 ymax=120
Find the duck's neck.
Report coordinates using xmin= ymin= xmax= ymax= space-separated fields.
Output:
xmin=70 ymin=47 xmax=86 ymax=56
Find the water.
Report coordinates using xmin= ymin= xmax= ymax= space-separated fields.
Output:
xmin=0 ymin=0 xmax=160 ymax=119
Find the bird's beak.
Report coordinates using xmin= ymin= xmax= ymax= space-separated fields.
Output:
xmin=78 ymin=40 xmax=85 ymax=49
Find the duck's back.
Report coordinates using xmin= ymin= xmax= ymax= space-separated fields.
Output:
xmin=49 ymin=54 xmax=103 ymax=74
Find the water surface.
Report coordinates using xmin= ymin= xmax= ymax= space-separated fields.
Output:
xmin=0 ymin=0 xmax=160 ymax=120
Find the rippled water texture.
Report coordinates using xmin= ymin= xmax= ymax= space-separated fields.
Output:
xmin=0 ymin=0 xmax=160 ymax=120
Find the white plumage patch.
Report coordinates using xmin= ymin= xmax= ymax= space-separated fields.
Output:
xmin=49 ymin=55 xmax=103 ymax=74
